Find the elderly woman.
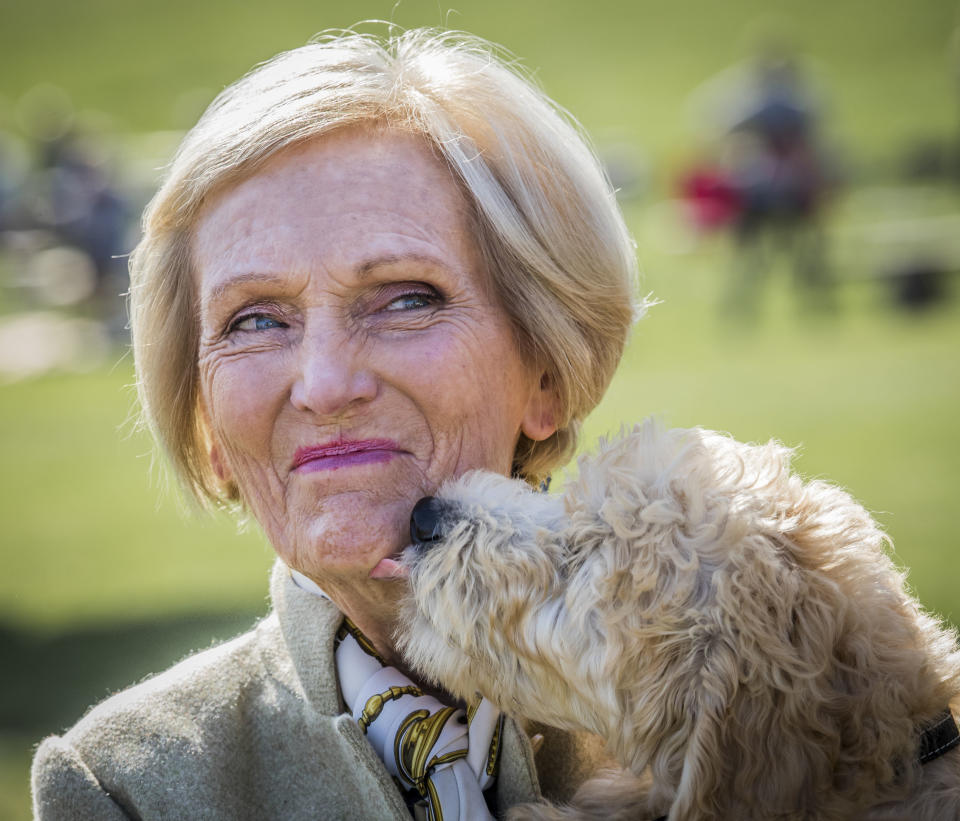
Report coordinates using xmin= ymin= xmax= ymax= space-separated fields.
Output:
xmin=31 ymin=28 xmax=637 ymax=820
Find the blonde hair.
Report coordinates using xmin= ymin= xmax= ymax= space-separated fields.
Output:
xmin=129 ymin=27 xmax=641 ymax=503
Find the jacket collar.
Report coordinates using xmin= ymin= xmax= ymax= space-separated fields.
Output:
xmin=270 ymin=559 xmax=345 ymax=715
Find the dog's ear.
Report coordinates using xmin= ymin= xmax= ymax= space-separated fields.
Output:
xmin=666 ymin=537 xmax=859 ymax=820
xmin=668 ymin=638 xmax=737 ymax=821
xmin=666 ymin=579 xmax=831 ymax=820
xmin=667 ymin=637 xmax=817 ymax=820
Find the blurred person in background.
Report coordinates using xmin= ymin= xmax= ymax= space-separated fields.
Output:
xmin=727 ymin=49 xmax=833 ymax=308
xmin=686 ymin=38 xmax=839 ymax=316
xmin=30 ymin=28 xmax=638 ymax=820
xmin=38 ymin=129 xmax=129 ymax=299
xmin=0 ymin=89 xmax=133 ymax=345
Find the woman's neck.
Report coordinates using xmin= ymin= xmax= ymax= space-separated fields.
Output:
xmin=318 ymin=573 xmax=461 ymax=703
xmin=296 ymin=569 xmax=404 ymax=661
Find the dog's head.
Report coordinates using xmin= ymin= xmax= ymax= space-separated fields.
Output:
xmin=396 ymin=470 xmax=605 ymax=727
xmin=395 ymin=425 xmax=808 ymax=759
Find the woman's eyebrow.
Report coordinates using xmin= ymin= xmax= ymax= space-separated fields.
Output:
xmin=203 ymin=272 xmax=291 ymax=306
xmin=203 ymin=254 xmax=453 ymax=305
xmin=356 ymin=252 xmax=453 ymax=278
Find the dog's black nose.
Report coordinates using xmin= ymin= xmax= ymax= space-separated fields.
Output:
xmin=410 ymin=496 xmax=446 ymax=547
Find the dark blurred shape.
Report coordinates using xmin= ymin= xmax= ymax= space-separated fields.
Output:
xmin=889 ymin=259 xmax=951 ymax=311
xmin=0 ymin=129 xmax=28 ymax=234
xmin=901 ymin=138 xmax=954 ymax=183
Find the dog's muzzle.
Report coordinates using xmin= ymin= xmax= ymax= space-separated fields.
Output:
xmin=410 ymin=496 xmax=448 ymax=548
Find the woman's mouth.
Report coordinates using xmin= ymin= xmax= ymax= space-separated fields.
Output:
xmin=291 ymin=439 xmax=404 ymax=472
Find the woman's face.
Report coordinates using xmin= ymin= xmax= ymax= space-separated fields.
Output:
xmin=193 ymin=127 xmax=557 ymax=590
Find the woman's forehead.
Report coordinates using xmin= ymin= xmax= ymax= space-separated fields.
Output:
xmin=200 ymin=126 xmax=464 ymax=221
xmin=191 ymin=127 xmax=479 ymax=295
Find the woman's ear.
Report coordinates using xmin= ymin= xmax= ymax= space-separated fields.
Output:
xmin=521 ymin=372 xmax=560 ymax=442
xmin=209 ymin=439 xmax=233 ymax=484
xmin=199 ymin=399 xmax=233 ymax=484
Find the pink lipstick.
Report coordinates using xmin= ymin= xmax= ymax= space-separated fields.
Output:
xmin=291 ymin=439 xmax=403 ymax=472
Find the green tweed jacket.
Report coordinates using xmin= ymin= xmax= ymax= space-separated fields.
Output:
xmin=32 ymin=561 xmax=600 ymax=819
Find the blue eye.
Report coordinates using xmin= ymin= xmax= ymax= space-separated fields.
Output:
xmin=232 ymin=314 xmax=285 ymax=332
xmin=385 ymin=293 xmax=432 ymax=311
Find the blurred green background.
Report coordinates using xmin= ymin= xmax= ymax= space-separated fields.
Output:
xmin=2 ymin=0 xmax=959 ymax=817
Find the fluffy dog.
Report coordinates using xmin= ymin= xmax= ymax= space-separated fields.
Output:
xmin=398 ymin=422 xmax=960 ymax=820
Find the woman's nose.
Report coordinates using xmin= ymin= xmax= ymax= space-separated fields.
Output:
xmin=289 ymin=325 xmax=379 ymax=416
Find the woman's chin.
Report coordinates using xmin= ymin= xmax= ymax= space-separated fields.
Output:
xmin=274 ymin=503 xmax=411 ymax=583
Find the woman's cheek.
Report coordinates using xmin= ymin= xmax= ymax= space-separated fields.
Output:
xmin=378 ymin=324 xmax=480 ymax=394
xmin=206 ymin=352 xmax=288 ymax=462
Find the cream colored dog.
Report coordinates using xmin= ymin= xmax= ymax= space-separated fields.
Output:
xmin=398 ymin=422 xmax=960 ymax=820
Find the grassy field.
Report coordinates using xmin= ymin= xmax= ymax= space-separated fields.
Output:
xmin=2 ymin=0 xmax=959 ymax=817
xmin=3 ymin=0 xmax=959 ymax=163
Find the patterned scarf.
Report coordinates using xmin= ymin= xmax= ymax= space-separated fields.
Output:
xmin=291 ymin=569 xmax=502 ymax=820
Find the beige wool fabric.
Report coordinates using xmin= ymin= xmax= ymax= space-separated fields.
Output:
xmin=31 ymin=561 xmax=600 ymax=819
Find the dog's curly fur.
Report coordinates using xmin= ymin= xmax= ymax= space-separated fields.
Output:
xmin=398 ymin=422 xmax=960 ymax=820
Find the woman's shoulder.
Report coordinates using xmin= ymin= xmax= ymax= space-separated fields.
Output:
xmin=31 ymin=612 xmax=307 ymax=818
xmin=31 ymin=566 xmax=362 ymax=820
xmin=43 ymin=562 xmax=337 ymax=757
xmin=30 ymin=588 xmax=423 ymax=821
xmin=75 ymin=612 xmax=286 ymax=734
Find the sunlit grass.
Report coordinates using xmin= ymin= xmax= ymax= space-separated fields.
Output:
xmin=0 ymin=363 xmax=274 ymax=630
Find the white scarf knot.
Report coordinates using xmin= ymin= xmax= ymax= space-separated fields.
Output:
xmin=335 ymin=618 xmax=502 ymax=821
